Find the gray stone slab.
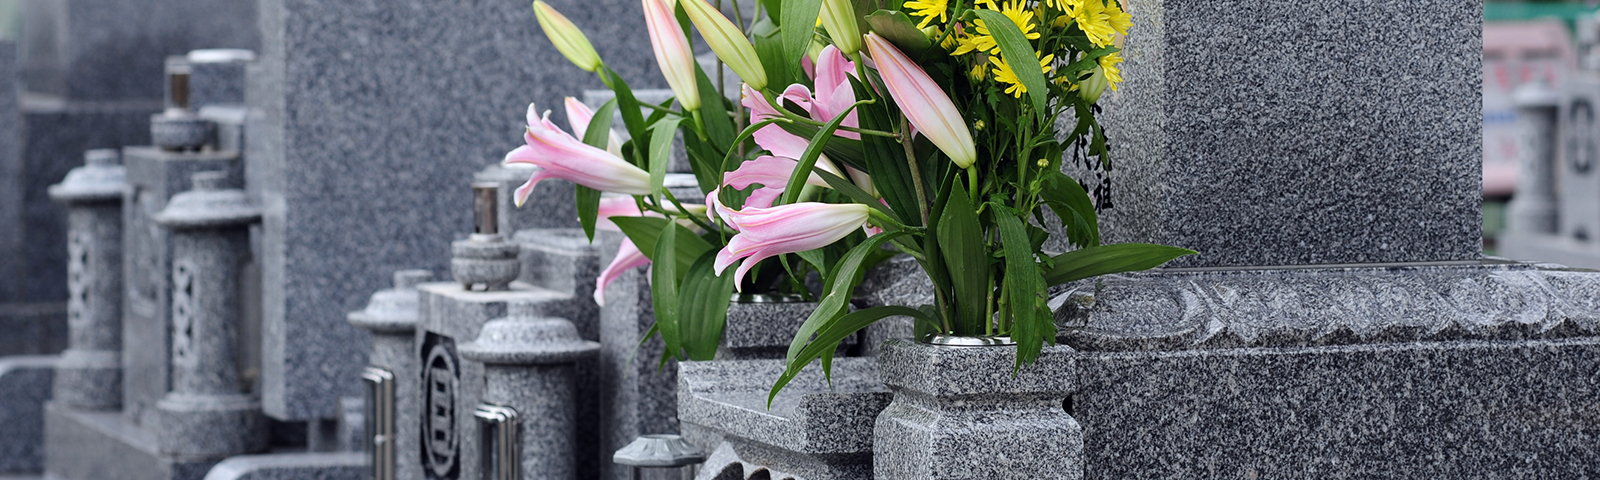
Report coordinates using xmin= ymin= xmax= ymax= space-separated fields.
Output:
xmin=200 ymin=452 xmax=363 ymax=480
xmin=43 ymin=405 xmax=217 ymax=480
xmin=597 ymin=233 xmax=681 ymax=480
xmin=249 ymin=0 xmax=663 ymax=421
xmin=678 ymin=358 xmax=888 ymax=480
xmin=0 ymin=41 xmax=23 ymax=305
xmin=0 ymin=356 xmax=56 ymax=474
xmin=1499 ymin=231 xmax=1600 ymax=269
xmin=1087 ymin=0 xmax=1482 ymax=267
xmin=23 ymin=0 xmax=257 ymax=101
xmin=1075 ymin=337 xmax=1600 ymax=479
xmin=1052 ymin=261 xmax=1600 ymax=352
xmin=475 ymin=164 xmax=577 ymax=233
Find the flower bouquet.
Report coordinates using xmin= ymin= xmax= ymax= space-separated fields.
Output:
xmin=514 ymin=0 xmax=1194 ymax=390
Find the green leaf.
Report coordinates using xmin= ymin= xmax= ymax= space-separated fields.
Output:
xmin=647 ymin=116 xmax=685 ymax=203
xmin=677 ymin=250 xmax=737 ymax=360
xmin=781 ymin=0 xmax=824 ymax=81
xmin=865 ymin=10 xmax=931 ymax=54
xmin=852 ymin=78 xmax=922 ymax=227
xmin=1039 ymin=172 xmax=1099 ymax=248
xmin=937 ymin=183 xmax=988 ymax=335
xmin=1042 ymin=243 xmax=1197 ymax=285
xmin=576 ymin=186 xmax=602 ymax=242
xmin=994 ymin=205 xmax=1049 ymax=370
xmin=785 ymin=231 xmax=907 ymax=364
xmin=582 ymin=98 xmax=618 ymax=148
xmin=780 ymin=99 xmax=866 ymax=206
xmin=777 ymin=121 xmax=865 ymax=165
xmin=695 ymin=66 xmax=738 ymax=149
xmin=601 ymin=66 xmax=650 ymax=148
xmin=752 ymin=17 xmax=796 ymax=96
xmin=612 ymin=216 xmax=717 ymax=282
xmin=813 ymin=168 xmax=899 ymax=223
xmin=651 ymin=224 xmax=683 ymax=361
xmin=972 ymin=9 xmax=1048 ymax=115
xmin=769 ymin=305 xmax=929 ymax=405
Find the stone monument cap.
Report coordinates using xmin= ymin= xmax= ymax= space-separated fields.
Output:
xmin=48 ymin=150 xmax=127 ymax=203
xmin=458 ymin=313 xmax=599 ymax=365
xmin=347 ymin=269 xmax=433 ymax=334
xmin=154 ymin=171 xmax=261 ymax=229
xmin=187 ymin=49 xmax=257 ymax=64
xmin=611 ymin=434 xmax=706 ymax=468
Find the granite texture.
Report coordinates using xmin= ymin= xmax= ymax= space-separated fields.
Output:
xmin=451 ymin=234 xmax=522 ymax=292
xmin=149 ymin=114 xmax=211 ymax=151
xmin=120 ymin=147 xmax=241 ymax=428
xmin=1075 ymin=337 xmax=1600 ymax=479
xmin=0 ymin=303 xmax=68 ymax=357
xmin=1087 ymin=0 xmax=1482 ymax=267
xmin=720 ymin=299 xmax=854 ymax=360
xmin=874 ymin=340 xmax=1082 ymax=480
xmin=200 ymin=452 xmax=364 ymax=480
xmin=44 ymin=405 xmax=218 ymax=480
xmin=461 ymin=309 xmax=600 ymax=480
xmin=27 ymin=0 xmax=258 ymax=101
xmin=0 ymin=41 xmax=23 ymax=306
xmin=415 ymin=282 xmax=568 ymax=480
xmin=186 ymin=50 xmax=255 ymax=111
xmin=512 ymin=228 xmax=604 ymax=338
xmin=0 ymin=356 xmax=56 ymax=474
xmin=152 ymin=173 xmax=266 ymax=459
xmin=1051 ymin=261 xmax=1600 ymax=351
xmin=679 ymin=358 xmax=889 ymax=480
xmin=48 ymin=150 xmax=126 ymax=410
xmin=597 ymin=233 xmax=681 ymax=480
xmin=249 ymin=0 xmax=662 ymax=421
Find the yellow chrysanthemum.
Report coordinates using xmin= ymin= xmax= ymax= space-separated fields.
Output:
xmin=969 ymin=61 xmax=988 ymax=81
xmin=905 ymin=0 xmax=950 ymax=29
xmin=1066 ymin=0 xmax=1115 ymax=47
xmin=1099 ymin=51 xmax=1123 ymax=90
xmin=953 ymin=0 xmax=1040 ymax=56
xmin=1106 ymin=0 xmax=1133 ymax=36
xmin=990 ymin=52 xmax=1054 ymax=98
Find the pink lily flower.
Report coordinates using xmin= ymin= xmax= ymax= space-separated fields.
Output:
xmin=864 ymin=32 xmax=977 ymax=168
xmin=504 ymin=103 xmax=652 ymax=206
xmin=723 ymin=156 xmax=837 ymax=208
xmin=592 ymin=196 xmax=709 ymax=306
xmin=713 ymin=201 xmax=871 ymax=290
xmin=563 ymin=97 xmax=624 ymax=158
xmin=810 ymin=45 xmax=860 ymax=140
xmin=642 ymin=0 xmax=700 ymax=110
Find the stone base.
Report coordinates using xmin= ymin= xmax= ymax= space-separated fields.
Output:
xmin=1076 ymin=337 xmax=1600 ymax=479
xmin=51 ymin=349 xmax=120 ymax=410
xmin=0 ymin=356 xmax=55 ymax=474
xmin=873 ymin=341 xmax=1082 ymax=480
xmin=154 ymin=393 xmax=267 ymax=458
xmin=44 ymin=404 xmax=217 ymax=480
xmin=200 ymin=452 xmax=364 ymax=480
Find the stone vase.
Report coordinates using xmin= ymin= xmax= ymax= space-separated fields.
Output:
xmin=873 ymin=338 xmax=1082 ymax=479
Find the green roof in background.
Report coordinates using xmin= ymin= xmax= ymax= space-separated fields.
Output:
xmin=1486 ymin=1 xmax=1597 ymax=25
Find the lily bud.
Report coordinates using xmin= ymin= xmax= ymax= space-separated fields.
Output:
xmin=1080 ymin=65 xmax=1110 ymax=104
xmin=681 ymin=0 xmax=769 ymax=90
xmin=818 ymin=0 xmax=862 ymax=56
xmin=642 ymin=0 xmax=701 ymax=110
xmin=533 ymin=1 xmax=603 ymax=72
xmin=864 ymin=33 xmax=977 ymax=168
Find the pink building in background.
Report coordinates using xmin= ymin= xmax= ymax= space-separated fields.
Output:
xmin=1483 ymin=21 xmax=1576 ymax=198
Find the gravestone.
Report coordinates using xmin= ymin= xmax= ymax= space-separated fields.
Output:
xmin=249 ymin=0 xmax=663 ymax=423
xmin=1037 ymin=0 xmax=1600 ymax=477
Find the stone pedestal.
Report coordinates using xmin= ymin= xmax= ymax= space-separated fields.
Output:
xmin=460 ymin=303 xmax=599 ymax=480
xmin=151 ymin=171 xmax=265 ymax=458
xmin=679 ymin=358 xmax=888 ymax=480
xmin=718 ymin=297 xmax=854 ymax=361
xmin=348 ymin=269 xmax=432 ymax=480
xmin=873 ymin=340 xmax=1082 ymax=480
xmin=47 ymin=149 xmax=127 ymax=410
